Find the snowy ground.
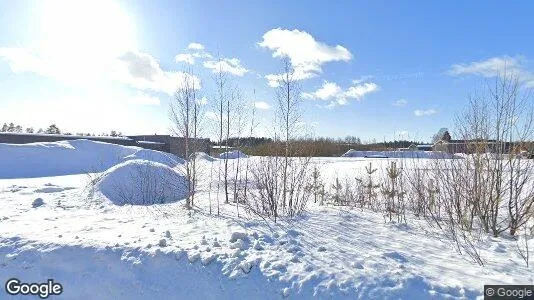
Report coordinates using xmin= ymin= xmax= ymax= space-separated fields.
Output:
xmin=0 ymin=141 xmax=533 ymax=299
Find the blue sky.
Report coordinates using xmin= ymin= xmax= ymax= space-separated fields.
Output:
xmin=1 ymin=0 xmax=533 ymax=142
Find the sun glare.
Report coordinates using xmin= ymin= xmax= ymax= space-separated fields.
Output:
xmin=37 ymin=0 xmax=136 ymax=62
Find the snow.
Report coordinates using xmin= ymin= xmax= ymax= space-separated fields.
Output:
xmin=94 ymin=159 xmax=189 ymax=205
xmin=0 ymin=141 xmax=532 ymax=299
xmin=123 ymin=149 xmax=185 ymax=167
xmin=0 ymin=140 xmax=139 ymax=178
xmin=0 ymin=139 xmax=187 ymax=179
xmin=219 ymin=150 xmax=248 ymax=159
xmin=341 ymin=149 xmax=458 ymax=159
xmin=190 ymin=151 xmax=217 ymax=162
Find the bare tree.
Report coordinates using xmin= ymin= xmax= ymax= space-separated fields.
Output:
xmin=242 ymin=89 xmax=259 ymax=201
xmin=244 ymin=58 xmax=312 ymax=221
xmin=170 ymin=69 xmax=201 ymax=209
xmin=455 ymin=71 xmax=534 ymax=236
xmin=276 ymin=57 xmax=302 ymax=211
xmin=213 ymin=58 xmax=229 ymax=214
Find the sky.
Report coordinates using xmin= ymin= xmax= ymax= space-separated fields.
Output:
xmin=1 ymin=0 xmax=533 ymax=142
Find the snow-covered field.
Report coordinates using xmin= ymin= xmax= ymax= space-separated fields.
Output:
xmin=0 ymin=140 xmax=532 ymax=299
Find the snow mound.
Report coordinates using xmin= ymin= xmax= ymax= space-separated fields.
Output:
xmin=190 ymin=152 xmax=216 ymax=162
xmin=0 ymin=139 xmax=139 ymax=178
xmin=341 ymin=149 xmax=456 ymax=159
xmin=123 ymin=149 xmax=185 ymax=167
xmin=0 ymin=139 xmax=189 ymax=178
xmin=95 ymin=159 xmax=189 ymax=205
xmin=219 ymin=150 xmax=248 ymax=159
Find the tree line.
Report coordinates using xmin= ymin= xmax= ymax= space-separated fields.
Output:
xmin=0 ymin=122 xmax=122 ymax=137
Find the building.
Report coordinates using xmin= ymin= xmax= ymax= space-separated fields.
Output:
xmin=433 ymin=139 xmax=517 ymax=154
xmin=416 ymin=144 xmax=433 ymax=151
xmin=397 ymin=144 xmax=433 ymax=151
xmin=0 ymin=133 xmax=211 ymax=158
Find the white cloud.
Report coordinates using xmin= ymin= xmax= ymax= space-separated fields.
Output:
xmin=203 ymin=58 xmax=248 ymax=76
xmin=192 ymin=51 xmax=213 ymax=59
xmin=114 ymin=50 xmax=201 ymax=95
xmin=344 ymin=83 xmax=380 ymax=100
xmin=187 ymin=43 xmax=205 ymax=50
xmin=0 ymin=46 xmax=106 ymax=85
xmin=393 ymin=99 xmax=408 ymax=107
xmin=304 ymin=81 xmax=342 ymax=100
xmin=414 ymin=109 xmax=437 ymax=117
xmin=0 ymin=46 xmax=199 ymax=96
xmin=302 ymin=80 xmax=379 ymax=107
xmin=352 ymin=76 xmax=375 ymax=84
xmin=178 ymin=42 xmax=246 ymax=77
xmin=175 ymin=53 xmax=195 ymax=65
xmin=197 ymin=97 xmax=208 ymax=105
xmin=448 ymin=55 xmax=534 ymax=87
xmin=265 ymin=69 xmax=316 ymax=87
xmin=259 ymin=28 xmax=352 ymax=85
xmin=129 ymin=92 xmax=160 ymax=105
xmin=253 ymin=101 xmax=271 ymax=110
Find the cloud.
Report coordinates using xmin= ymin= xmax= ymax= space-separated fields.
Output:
xmin=129 ymin=92 xmax=161 ymax=105
xmin=414 ymin=109 xmax=437 ymax=117
xmin=265 ymin=69 xmax=316 ymax=87
xmin=352 ymin=76 xmax=375 ymax=84
xmin=302 ymin=80 xmax=379 ymax=106
xmin=114 ymin=50 xmax=201 ymax=95
xmin=197 ymin=97 xmax=208 ymax=105
xmin=448 ymin=55 xmax=534 ymax=87
xmin=187 ymin=43 xmax=205 ymax=50
xmin=344 ymin=83 xmax=380 ymax=100
xmin=117 ymin=51 xmax=160 ymax=80
xmin=177 ymin=42 xmax=246 ymax=76
xmin=253 ymin=101 xmax=271 ymax=110
xmin=203 ymin=58 xmax=248 ymax=76
xmin=304 ymin=81 xmax=342 ymax=100
xmin=0 ymin=46 xmax=106 ymax=84
xmin=175 ymin=53 xmax=195 ymax=65
xmin=393 ymin=99 xmax=408 ymax=107
xmin=259 ymin=28 xmax=352 ymax=85
xmin=0 ymin=46 xmax=198 ymax=96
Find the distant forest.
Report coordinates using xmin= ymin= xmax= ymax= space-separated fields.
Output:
xmin=0 ymin=122 xmax=122 ymax=137
xmin=215 ymin=136 xmax=425 ymax=157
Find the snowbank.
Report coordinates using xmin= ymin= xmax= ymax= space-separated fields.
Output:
xmin=190 ymin=152 xmax=217 ymax=162
xmin=219 ymin=150 xmax=248 ymax=159
xmin=0 ymin=140 xmax=139 ymax=178
xmin=123 ymin=149 xmax=185 ymax=167
xmin=95 ymin=159 xmax=188 ymax=205
xmin=341 ymin=149 xmax=456 ymax=159
xmin=0 ymin=139 xmax=186 ymax=179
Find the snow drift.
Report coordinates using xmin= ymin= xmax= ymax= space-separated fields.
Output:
xmin=95 ymin=159 xmax=188 ymax=205
xmin=123 ymin=149 xmax=185 ymax=167
xmin=219 ymin=150 xmax=248 ymax=159
xmin=190 ymin=152 xmax=217 ymax=162
xmin=341 ymin=149 xmax=457 ymax=159
xmin=0 ymin=139 xmax=184 ymax=178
